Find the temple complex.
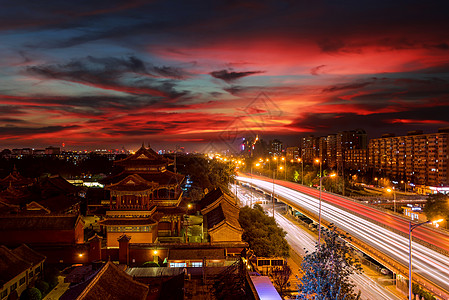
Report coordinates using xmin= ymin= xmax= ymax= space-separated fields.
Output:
xmin=101 ymin=144 xmax=185 ymax=247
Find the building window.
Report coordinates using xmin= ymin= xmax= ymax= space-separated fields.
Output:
xmin=29 ymin=271 xmax=33 ymax=278
xmin=10 ymin=282 xmax=17 ymax=292
xmin=1 ymin=289 xmax=7 ymax=299
xmin=190 ymin=262 xmax=203 ymax=267
xmin=169 ymin=262 xmax=186 ymax=267
xmin=36 ymin=265 xmax=41 ymax=273
xmin=19 ymin=276 xmax=26 ymax=286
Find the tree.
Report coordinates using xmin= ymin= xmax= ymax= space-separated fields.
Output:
xmin=238 ymin=204 xmax=289 ymax=257
xmin=35 ymin=280 xmax=49 ymax=295
xmin=297 ymin=225 xmax=361 ymax=300
xmin=272 ymin=264 xmax=292 ymax=297
xmin=424 ymin=193 xmax=449 ymax=225
xmin=19 ymin=288 xmax=42 ymax=300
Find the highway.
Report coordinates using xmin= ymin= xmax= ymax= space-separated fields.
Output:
xmin=236 ymin=175 xmax=449 ymax=297
xmin=234 ymin=185 xmax=401 ymax=300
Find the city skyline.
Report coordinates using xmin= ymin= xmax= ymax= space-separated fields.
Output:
xmin=1 ymin=1 xmax=449 ymax=151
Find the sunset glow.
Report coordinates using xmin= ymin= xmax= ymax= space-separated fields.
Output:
xmin=1 ymin=1 xmax=449 ymax=151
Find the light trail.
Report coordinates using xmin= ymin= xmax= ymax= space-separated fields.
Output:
xmin=233 ymin=184 xmax=401 ymax=300
xmin=236 ymin=176 xmax=449 ymax=295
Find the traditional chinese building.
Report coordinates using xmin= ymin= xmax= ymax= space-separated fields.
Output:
xmin=101 ymin=144 xmax=185 ymax=247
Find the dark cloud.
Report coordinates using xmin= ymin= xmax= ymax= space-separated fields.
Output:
xmin=0 ymin=125 xmax=80 ymax=137
xmin=288 ymin=105 xmax=449 ymax=138
xmin=210 ymin=69 xmax=264 ymax=83
xmin=310 ymin=65 xmax=326 ymax=76
xmin=322 ymin=81 xmax=374 ymax=93
xmin=26 ymin=56 xmax=189 ymax=99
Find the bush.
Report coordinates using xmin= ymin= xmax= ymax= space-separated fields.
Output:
xmin=19 ymin=288 xmax=42 ymax=300
xmin=142 ymin=261 xmax=159 ymax=267
xmin=35 ymin=280 xmax=49 ymax=295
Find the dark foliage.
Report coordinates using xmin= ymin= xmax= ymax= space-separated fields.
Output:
xmin=238 ymin=204 xmax=289 ymax=257
xmin=19 ymin=288 xmax=42 ymax=300
xmin=424 ymin=193 xmax=449 ymax=225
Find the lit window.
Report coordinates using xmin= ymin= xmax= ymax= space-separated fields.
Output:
xmin=170 ymin=262 xmax=186 ymax=267
xmin=190 ymin=262 xmax=203 ymax=267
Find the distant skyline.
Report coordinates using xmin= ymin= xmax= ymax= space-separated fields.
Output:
xmin=1 ymin=1 xmax=449 ymax=152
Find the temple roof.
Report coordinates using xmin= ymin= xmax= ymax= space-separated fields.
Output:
xmin=105 ymin=174 xmax=158 ymax=192
xmin=0 ymin=168 xmax=34 ymax=188
xmin=62 ymin=261 xmax=149 ymax=300
xmin=199 ymin=187 xmax=239 ymax=213
xmin=0 ymin=214 xmax=82 ymax=231
xmin=39 ymin=175 xmax=79 ymax=195
xmin=199 ymin=188 xmax=242 ymax=234
xmin=12 ymin=244 xmax=46 ymax=266
xmin=114 ymin=145 xmax=173 ymax=168
xmin=99 ymin=217 xmax=159 ymax=226
xmin=204 ymin=202 xmax=242 ymax=233
xmin=104 ymin=170 xmax=184 ymax=188
xmin=0 ymin=245 xmax=33 ymax=286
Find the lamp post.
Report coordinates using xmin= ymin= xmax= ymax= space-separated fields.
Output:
xmin=272 ymin=169 xmax=275 ymax=217
xmin=250 ymin=162 xmax=261 ymax=208
xmin=298 ymin=158 xmax=304 ymax=185
xmin=409 ymin=219 xmax=443 ymax=300
xmin=281 ymin=157 xmax=286 ymax=180
xmin=387 ymin=188 xmax=396 ymax=213
xmin=318 ymin=172 xmax=336 ymax=244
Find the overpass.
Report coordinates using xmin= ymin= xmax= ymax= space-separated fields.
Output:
xmin=236 ymin=173 xmax=449 ymax=299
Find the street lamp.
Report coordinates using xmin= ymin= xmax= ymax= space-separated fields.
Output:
xmin=318 ymin=173 xmax=336 ymax=244
xmin=387 ymin=188 xmax=396 ymax=213
xmin=281 ymin=157 xmax=286 ymax=180
xmin=409 ymin=219 xmax=443 ymax=300
xmin=271 ymin=166 xmax=282 ymax=217
xmin=298 ymin=158 xmax=304 ymax=185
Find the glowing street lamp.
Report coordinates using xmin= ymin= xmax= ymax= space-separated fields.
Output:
xmin=387 ymin=188 xmax=396 ymax=213
xmin=318 ymin=173 xmax=336 ymax=244
xmin=298 ymin=158 xmax=304 ymax=185
xmin=409 ymin=219 xmax=443 ymax=300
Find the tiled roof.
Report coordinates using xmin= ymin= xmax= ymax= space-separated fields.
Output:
xmin=0 ymin=214 xmax=80 ymax=231
xmin=0 ymin=245 xmax=31 ymax=286
xmin=99 ymin=217 xmax=158 ymax=226
xmin=115 ymin=145 xmax=172 ymax=167
xmin=205 ymin=201 xmax=242 ymax=232
xmin=169 ymin=248 xmax=225 ymax=260
xmin=12 ymin=244 xmax=46 ymax=266
xmin=104 ymin=171 xmax=184 ymax=187
xmin=39 ymin=175 xmax=79 ymax=194
xmin=0 ymin=171 xmax=34 ymax=187
xmin=0 ymin=244 xmax=45 ymax=286
xmin=74 ymin=261 xmax=149 ymax=300
xmin=199 ymin=187 xmax=238 ymax=212
xmin=38 ymin=195 xmax=80 ymax=213
xmin=198 ymin=188 xmax=224 ymax=210
xmin=105 ymin=174 xmax=158 ymax=192
xmin=126 ymin=267 xmax=185 ymax=277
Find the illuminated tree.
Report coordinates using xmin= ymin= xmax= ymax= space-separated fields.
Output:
xmin=297 ymin=225 xmax=361 ymax=300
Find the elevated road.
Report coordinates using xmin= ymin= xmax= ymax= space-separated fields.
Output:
xmin=237 ymin=173 xmax=449 ymax=298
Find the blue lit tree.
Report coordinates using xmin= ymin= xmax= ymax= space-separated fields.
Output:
xmin=297 ymin=225 xmax=361 ymax=300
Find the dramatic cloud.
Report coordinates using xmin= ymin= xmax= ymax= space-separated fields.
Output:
xmin=0 ymin=0 xmax=448 ymax=150
xmin=210 ymin=69 xmax=264 ymax=82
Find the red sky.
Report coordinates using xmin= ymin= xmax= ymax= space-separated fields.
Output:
xmin=1 ymin=1 xmax=449 ymax=152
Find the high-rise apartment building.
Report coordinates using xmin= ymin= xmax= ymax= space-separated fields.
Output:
xmin=326 ymin=134 xmax=337 ymax=168
xmin=336 ymin=129 xmax=367 ymax=172
xmin=368 ymin=129 xmax=449 ymax=186
xmin=299 ymin=135 xmax=319 ymax=163
xmin=286 ymin=146 xmax=299 ymax=161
